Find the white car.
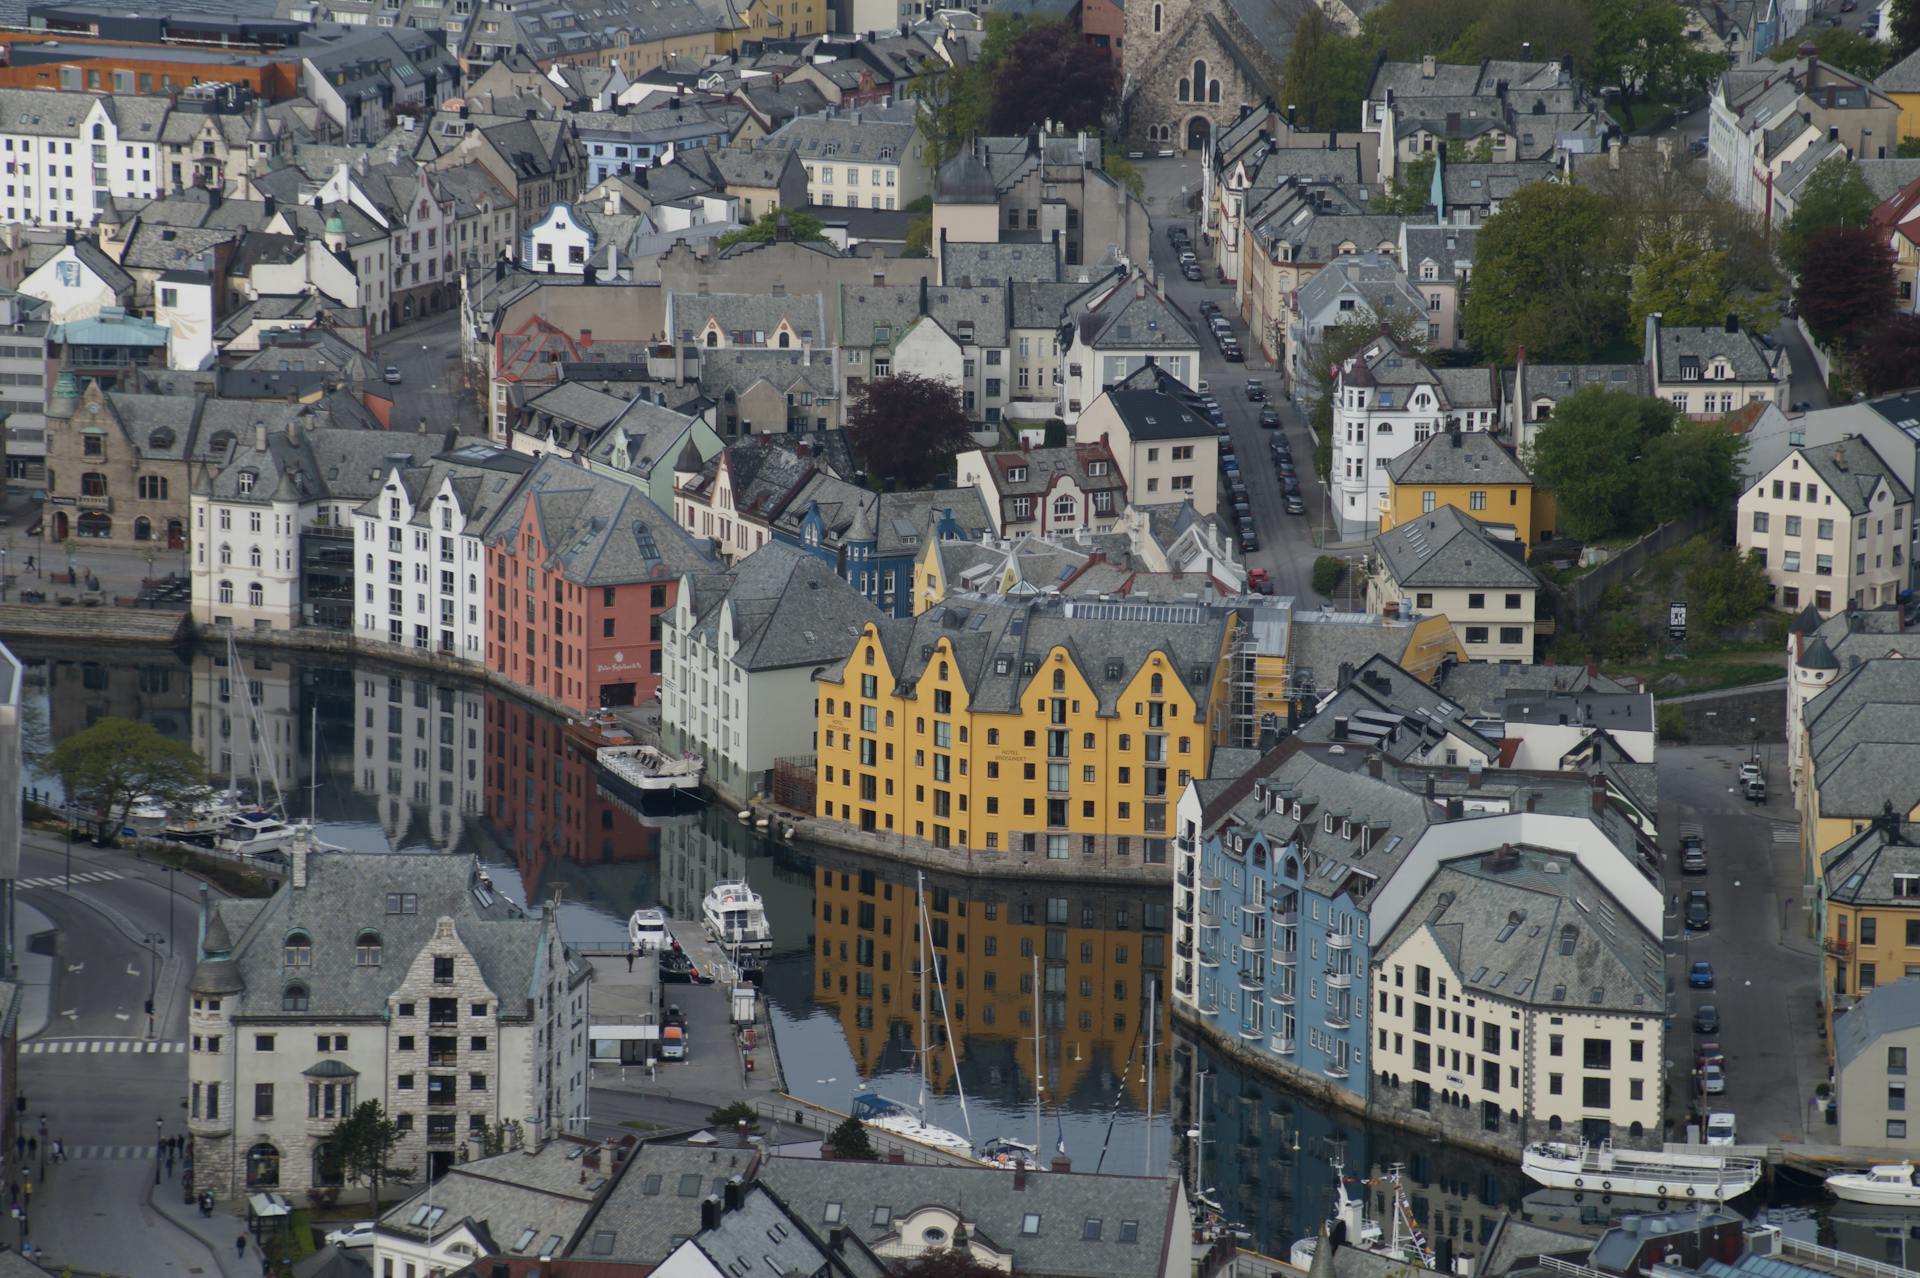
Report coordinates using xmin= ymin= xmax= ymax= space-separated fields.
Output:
xmin=1705 ymin=1111 xmax=1737 ymax=1146
xmin=1738 ymin=761 xmax=1762 ymax=783
xmin=1701 ymin=1062 xmax=1726 ymax=1095
xmin=324 ymin=1222 xmax=376 ymax=1249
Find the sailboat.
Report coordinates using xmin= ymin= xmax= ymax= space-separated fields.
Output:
xmin=978 ymin=954 xmax=1051 ymax=1171
xmin=1290 ymin=1158 xmax=1436 ymax=1271
xmin=854 ymin=871 xmax=976 ymax=1158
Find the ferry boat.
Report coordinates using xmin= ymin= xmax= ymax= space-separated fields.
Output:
xmin=1521 ymin=1140 xmax=1762 ymax=1201
xmin=598 ymin=745 xmax=702 ymax=793
xmin=702 ymin=881 xmax=772 ymax=954
xmin=1826 ymin=1163 xmax=1920 ymax=1207
xmin=627 ymin=907 xmax=669 ymax=952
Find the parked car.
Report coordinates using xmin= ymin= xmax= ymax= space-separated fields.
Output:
xmin=1247 ymin=568 xmax=1273 ymax=595
xmin=1178 ymin=250 xmax=1197 ymax=265
xmin=1199 ymin=300 xmax=1220 ymax=316
xmin=1182 ymin=263 xmax=1203 ymax=281
xmin=1701 ymin=1062 xmax=1726 ymax=1095
xmin=325 ymin=1223 xmax=377 ymax=1250
xmin=1744 ymin=777 xmax=1767 ymax=803
xmin=1221 ymin=344 xmax=1245 ymax=363
xmin=1238 ymin=526 xmax=1259 ymax=551
xmin=1280 ymin=476 xmax=1301 ymax=497
xmin=1685 ymin=889 xmax=1711 ymax=931
xmin=1284 ymin=493 xmax=1307 ymax=516
xmin=383 ymin=365 xmax=402 ymax=384
xmin=1167 ymin=225 xmax=1187 ymax=244
xmin=1694 ymin=1003 xmax=1721 ymax=1034
xmin=1682 ymin=844 xmax=1708 ymax=875
xmin=1689 ymin=960 xmax=1715 ymax=989
xmin=1695 ymin=1041 xmax=1725 ymax=1070
xmin=1245 ymin=378 xmax=1266 ymax=401
xmin=1738 ymin=760 xmax=1761 ymax=784
xmin=1705 ymin=1111 xmax=1737 ymax=1146
xmin=1276 ymin=458 xmax=1297 ymax=478
xmin=1259 ymin=407 xmax=1282 ymax=429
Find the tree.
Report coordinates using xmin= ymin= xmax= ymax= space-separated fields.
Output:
xmin=1796 ymin=224 xmax=1897 ymax=351
xmin=1890 ymin=0 xmax=1919 ymax=58
xmin=714 ymin=208 xmax=827 ymax=250
xmin=1376 ymin=154 xmax=1438 ymax=215
xmin=1682 ymin=538 xmax=1772 ymax=630
xmin=894 ymin=1251 xmax=1000 ymax=1277
xmin=1311 ymin=555 xmax=1347 ymax=598
xmin=825 ymin=1115 xmax=879 ymax=1161
xmin=1102 ymin=152 xmax=1145 ymax=200
xmin=1778 ymin=155 xmax=1876 ymax=273
xmin=1767 ymin=26 xmax=1891 ymax=77
xmin=1901 ymin=138 xmax=1920 ymax=160
xmin=905 ymin=213 xmax=932 ymax=257
xmin=1588 ymin=0 xmax=1722 ymax=123
xmin=988 ymin=20 xmax=1118 ymax=133
xmin=1292 ymin=305 xmax=1429 ymax=482
xmin=1525 ymin=387 xmax=1680 ymax=539
xmin=1629 ymin=227 xmax=1777 ymax=333
xmin=1854 ymin=314 xmax=1920 ymax=395
xmin=708 ymin=1101 xmax=759 ymax=1129
xmin=846 ymin=375 xmax=977 ymax=489
xmin=322 ymin=1101 xmax=412 ymax=1217
xmin=1640 ymin=421 xmax=1747 ymax=525
xmin=1463 ymin=182 xmax=1629 ymax=360
xmin=47 ymin=717 xmax=204 ymax=838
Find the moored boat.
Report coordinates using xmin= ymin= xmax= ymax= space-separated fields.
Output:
xmin=627 ymin=907 xmax=669 ymax=952
xmin=599 ymin=745 xmax=702 ymax=793
xmin=702 ymin=881 xmax=772 ymax=953
xmin=1521 ymin=1140 xmax=1762 ymax=1202
xmin=1827 ymin=1163 xmax=1920 ymax=1207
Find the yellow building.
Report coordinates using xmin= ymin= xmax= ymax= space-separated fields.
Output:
xmin=1820 ymin=820 xmax=1920 ymax=1048
xmin=1379 ymin=428 xmax=1543 ymax=550
xmin=713 ymin=0 xmax=825 ymax=51
xmin=815 ymin=595 xmax=1236 ymax=858
xmin=810 ymin=856 xmax=1170 ymax=1112
xmin=1885 ymin=49 xmax=1920 ymax=143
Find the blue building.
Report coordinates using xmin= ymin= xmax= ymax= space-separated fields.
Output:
xmin=770 ymin=475 xmax=991 ymax=617
xmin=1176 ymin=744 xmax=1432 ymax=1103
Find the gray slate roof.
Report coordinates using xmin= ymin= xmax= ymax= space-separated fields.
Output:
xmin=481 ymin=453 xmax=720 ymax=586
xmin=1804 ymin=659 xmax=1920 ymax=817
xmin=1836 ymin=977 xmax=1920 ymax=1076
xmin=1103 ymin=388 xmax=1214 ymax=441
xmin=585 ymin=1141 xmax=775 ymax=1265
xmin=756 ymin=1155 xmax=1181 ymax=1278
xmin=1371 ymin=505 xmax=1538 ymax=590
xmin=1649 ymin=321 xmax=1781 ymax=385
xmin=1796 ymin=436 xmax=1913 ymax=515
xmin=378 ymin=1136 xmax=602 ymax=1254
xmin=680 ymin=540 xmax=882 ymax=670
xmin=1385 ymin=429 xmax=1530 ymax=486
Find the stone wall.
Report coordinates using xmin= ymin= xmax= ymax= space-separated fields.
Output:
xmin=0 ymin=604 xmax=187 ymax=645
xmin=1657 ymin=681 xmax=1788 ymax=745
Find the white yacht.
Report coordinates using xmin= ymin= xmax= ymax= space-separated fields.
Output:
xmin=217 ymin=811 xmax=300 ymax=859
xmin=1827 ymin=1163 xmax=1920 ymax=1207
xmin=627 ymin=908 xmax=670 ymax=952
xmin=702 ymin=881 xmax=772 ymax=953
xmin=854 ymin=1094 xmax=976 ymax=1157
xmin=1291 ymin=1160 xmax=1432 ymax=1270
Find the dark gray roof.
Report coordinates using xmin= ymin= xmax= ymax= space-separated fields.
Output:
xmin=1823 ymin=821 xmax=1920 ymax=907
xmin=1649 ymin=321 xmax=1781 ymax=385
xmin=1800 ymin=606 xmax=1920 ymax=672
xmin=1796 ymin=436 xmax=1913 ymax=515
xmin=756 ymin=1156 xmax=1181 ymax=1278
xmin=1430 ymin=660 xmax=1635 ymax=720
xmin=1385 ymin=428 xmax=1530 ymax=486
xmin=1370 ymin=506 xmax=1538 ymax=590
xmin=934 ymin=148 xmax=997 ymax=203
xmin=1067 ymin=273 xmax=1197 ymax=352
xmin=679 ymin=540 xmax=882 ymax=671
xmin=481 ymin=454 xmax=720 ymax=587
xmin=1882 ymin=46 xmax=1920 ymax=92
xmin=942 ymin=240 xmax=1061 ymax=287
xmin=1294 ymin=653 xmax=1498 ymax=762
xmin=1804 ymin=659 xmax=1920 ymax=817
xmin=1836 ymin=977 xmax=1920 ymax=1076
xmin=579 ymin=1142 xmax=765 ymax=1265
xmin=1505 ymin=362 xmax=1649 ymax=406
xmin=378 ymin=1136 xmax=602 ymax=1253
xmin=1103 ymin=389 xmax=1214 ymax=441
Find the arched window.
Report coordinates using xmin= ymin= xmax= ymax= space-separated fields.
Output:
xmin=778 ymin=331 xmax=791 ymax=349
xmin=91 ymin=123 xmax=105 ymax=141
xmin=133 ymin=517 xmax=152 ymax=541
xmin=218 ymin=580 xmax=233 ymax=605
xmin=1177 ymin=78 xmax=1190 ymax=102
xmin=1052 ymin=668 xmax=1066 ymax=691
xmin=1152 ymin=2 xmax=1161 ymax=30
xmin=248 ymin=545 xmax=262 ymax=568
xmin=1192 ymin=60 xmax=1208 ymax=93
xmin=249 ymin=583 xmax=263 ymax=607
xmin=705 ymin=329 xmax=718 ymax=348
xmin=80 ymin=471 xmax=107 ymax=496
xmin=1052 ymin=494 xmax=1076 ymax=521
xmin=355 ymin=931 xmax=382 ymax=966
xmin=245 ymin=1142 xmax=280 ymax=1188
xmin=282 ymin=982 xmax=309 ymax=1011
xmin=219 ymin=544 xmax=232 ymax=565
xmin=1209 ymin=80 xmax=1222 ymax=103
xmin=283 ymin=931 xmax=312 ymax=967
xmin=1150 ymin=672 xmax=1163 ymax=694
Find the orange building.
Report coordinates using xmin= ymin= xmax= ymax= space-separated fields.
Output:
xmin=0 ymin=35 xmax=302 ymax=98
xmin=812 ymin=856 xmax=1170 ymax=1115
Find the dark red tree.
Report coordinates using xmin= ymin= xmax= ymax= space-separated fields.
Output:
xmin=846 ymin=374 xmax=976 ymax=490
xmin=893 ymin=1249 xmax=1000 ymax=1277
xmin=1796 ymin=225 xmax=1897 ymax=351
xmin=1856 ymin=314 xmax=1920 ymax=395
xmin=987 ymin=21 xmax=1118 ymax=133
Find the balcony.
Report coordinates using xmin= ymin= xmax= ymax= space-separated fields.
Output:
xmin=1274 ymin=908 xmax=1298 ymax=926
xmin=1825 ymin=936 xmax=1851 ymax=957
xmin=1324 ymin=1059 xmax=1350 ymax=1080
xmin=1238 ymin=968 xmax=1264 ymax=992
xmin=1175 ymin=941 xmax=1193 ymax=959
xmin=1176 ymin=904 xmax=1193 ymax=924
xmin=1175 ymin=977 xmax=1194 ymax=997
xmin=1177 ymin=868 xmax=1194 ymax=888
xmin=1198 ymin=996 xmax=1220 ymax=1015
xmin=1240 ymin=902 xmax=1264 ymax=916
xmin=1269 ymin=986 xmax=1294 ymax=1006
xmin=1198 ymin=950 xmax=1219 ymax=969
xmin=305 ymin=522 xmax=353 ymax=540
xmin=1271 ymin=1036 xmax=1296 ymax=1056
xmin=1327 ymin=970 xmax=1352 ymax=989
xmin=1275 ymin=948 xmax=1297 ymax=967
xmin=1198 ymin=907 xmax=1218 ymax=928
xmin=1239 ymin=1024 xmax=1265 ymax=1043
xmin=1328 ymin=932 xmax=1351 ymax=950
xmin=1327 ymin=1009 xmax=1351 ymax=1029
xmin=1239 ymin=933 xmax=1263 ymax=953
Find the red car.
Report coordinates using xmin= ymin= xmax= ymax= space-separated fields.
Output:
xmin=1247 ymin=569 xmax=1274 ymax=595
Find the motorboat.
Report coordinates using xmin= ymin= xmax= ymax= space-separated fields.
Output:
xmin=627 ymin=908 xmax=669 ymax=953
xmin=703 ymin=881 xmax=772 ymax=954
xmin=217 ymin=811 xmax=300 ymax=858
xmin=598 ymin=745 xmax=702 ymax=793
xmin=978 ymin=1136 xmax=1042 ymax=1169
xmin=125 ymin=795 xmax=169 ymax=839
xmin=1521 ymin=1140 xmax=1762 ymax=1201
xmin=1827 ymin=1163 xmax=1920 ymax=1207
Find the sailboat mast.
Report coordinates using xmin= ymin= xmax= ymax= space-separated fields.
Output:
xmin=1032 ymin=952 xmax=1042 ymax=1157
xmin=923 ymin=886 xmax=972 ymax=1143
xmin=308 ymin=706 xmax=318 ymax=822
xmin=916 ymin=870 xmax=928 ymax=1112
xmin=1143 ymin=976 xmax=1155 ymax=1176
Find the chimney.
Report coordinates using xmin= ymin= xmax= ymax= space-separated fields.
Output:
xmin=829 ymin=1227 xmax=850 ymax=1253
xmin=1446 ymin=796 xmax=1464 ymax=819
xmin=701 ymin=1196 xmax=722 ymax=1231
xmin=1467 ymin=758 xmax=1484 ymax=788
xmin=1589 ymin=774 xmax=1608 ymax=817
xmin=1525 ymin=792 xmax=1537 ymax=813
xmin=1366 ymin=752 xmax=1383 ymax=779
xmin=254 ymin=421 xmax=268 ymax=450
xmin=1333 ymin=716 xmax=1349 ymax=740
xmin=1421 ymin=53 xmax=1436 ymax=79
xmin=1724 ymin=313 xmax=1739 ymax=334
xmin=1014 ymin=1165 xmax=1028 ymax=1190
xmin=1424 ymin=775 xmax=1436 ymax=801
xmin=1134 ymin=274 xmax=1147 ymax=299
xmin=290 ymin=822 xmax=311 ymax=889
xmin=724 ymin=1178 xmax=744 ymax=1211
xmin=1050 ymin=1155 xmax=1071 ymax=1172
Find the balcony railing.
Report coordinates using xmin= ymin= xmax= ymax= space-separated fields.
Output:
xmin=1238 ymin=968 xmax=1264 ymax=991
xmin=1327 ymin=1009 xmax=1351 ymax=1029
xmin=1825 ymin=937 xmax=1851 ymax=957
xmin=1275 ymin=948 xmax=1297 ymax=967
xmin=305 ymin=522 xmax=353 ymax=540
xmin=1176 ymin=905 xmax=1193 ymax=924
xmin=1325 ymin=1059 xmax=1350 ymax=1079
xmin=1274 ymin=908 xmax=1298 ymax=926
xmin=1328 ymin=932 xmax=1351 ymax=950
xmin=1175 ymin=941 xmax=1193 ymax=959
xmin=1177 ymin=868 xmax=1194 ymax=888
xmin=1239 ymin=1024 xmax=1264 ymax=1042
xmin=77 ymin=492 xmax=112 ymax=511
xmin=1327 ymin=970 xmax=1352 ymax=989
xmin=1272 ymin=1036 xmax=1296 ymax=1056
xmin=1269 ymin=986 xmax=1294 ymax=1006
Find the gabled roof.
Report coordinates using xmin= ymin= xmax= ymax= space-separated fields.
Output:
xmin=1101 ymin=388 xmax=1214 ymax=442
xmin=1386 ymin=428 xmax=1531 ymax=486
xmin=679 ymin=540 xmax=882 ymax=671
xmin=1371 ymin=505 xmax=1537 ymax=590
xmin=482 ymin=454 xmax=720 ymax=587
xmin=1793 ymin=436 xmax=1912 ymax=515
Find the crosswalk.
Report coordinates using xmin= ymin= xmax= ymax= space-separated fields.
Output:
xmin=1771 ymin=823 xmax=1801 ymax=845
xmin=61 ymin=1145 xmax=158 ymax=1161
xmin=23 ymin=1039 xmax=185 ymax=1055
xmin=14 ymin=871 xmax=123 ymax=891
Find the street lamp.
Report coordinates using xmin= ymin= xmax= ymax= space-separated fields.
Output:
xmin=143 ymin=932 xmax=165 ymax=1038
xmin=157 ymin=865 xmax=181 ymax=953
xmin=154 ymin=1116 xmax=163 ymax=1187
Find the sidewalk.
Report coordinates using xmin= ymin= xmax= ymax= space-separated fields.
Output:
xmin=13 ymin=898 xmax=53 ymax=1040
xmin=25 ymin=1155 xmax=249 ymax=1278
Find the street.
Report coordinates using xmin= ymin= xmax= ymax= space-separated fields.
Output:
xmin=1136 ymin=157 xmax=1336 ymax=607
xmin=1656 ymin=745 xmax=1827 ymax=1149
xmin=373 ymin=309 xmax=483 ymax=438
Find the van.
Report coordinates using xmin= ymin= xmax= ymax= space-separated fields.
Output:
xmin=1705 ymin=1112 xmax=1736 ymax=1146
xmin=660 ymin=1023 xmax=686 ymax=1060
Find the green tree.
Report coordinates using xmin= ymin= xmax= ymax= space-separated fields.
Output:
xmin=1640 ymin=420 xmax=1747 ymax=526
xmin=715 ymin=208 xmax=827 ymax=250
xmin=1376 ymin=153 xmax=1438 ymax=215
xmin=1900 ymin=138 xmax=1920 ymax=160
xmin=825 ymin=1115 xmax=879 ymax=1161
xmin=1588 ymin=0 xmax=1722 ymax=124
xmin=321 ymin=1101 xmax=412 ymax=1217
xmin=846 ymin=374 xmax=977 ymax=489
xmin=1293 ymin=306 xmax=1429 ymax=482
xmin=47 ymin=717 xmax=204 ymax=838
xmin=1102 ymin=152 xmax=1145 ymax=200
xmin=1777 ymin=155 xmax=1876 ymax=273
xmin=1682 ymin=539 xmax=1772 ymax=630
xmin=1463 ymin=182 xmax=1629 ymax=361
xmin=708 ymin=1101 xmax=759 ymax=1129
xmin=905 ymin=214 xmax=932 ymax=257
xmin=1888 ymin=0 xmax=1918 ymax=58
xmin=988 ymin=19 xmax=1118 ymax=133
xmin=1524 ymin=387 xmax=1679 ymax=539
xmin=1311 ymin=555 xmax=1347 ymax=598
xmin=1629 ymin=227 xmax=1778 ymax=333
xmin=1767 ymin=26 xmax=1891 ymax=76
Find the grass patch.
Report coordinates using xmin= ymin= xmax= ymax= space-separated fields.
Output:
xmin=269 ymin=1209 xmax=318 ymax=1268
xmin=1616 ymin=640 xmax=1788 ymax=696
xmin=1607 ymin=89 xmax=1689 ymax=132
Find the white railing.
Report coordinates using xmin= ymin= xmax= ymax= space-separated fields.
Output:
xmin=1782 ymin=1236 xmax=1920 ymax=1278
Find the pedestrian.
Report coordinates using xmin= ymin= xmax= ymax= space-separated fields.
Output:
xmin=23 ymin=555 xmax=31 ymax=572
xmin=626 ymin=945 xmax=636 ymax=972
xmin=50 ymin=1139 xmax=60 ymax=1163
xmin=236 ymin=1235 xmax=247 ymax=1260
xmin=166 ymin=1154 xmax=174 ymax=1179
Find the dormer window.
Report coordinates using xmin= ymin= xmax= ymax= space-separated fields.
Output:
xmin=238 ymin=471 xmax=257 ymax=494
xmin=1088 ymin=460 xmax=1107 ymax=477
xmin=1323 ymin=812 xmax=1335 ymax=834
xmin=1008 ymin=466 xmax=1027 ymax=482
xmin=1341 ymin=819 xmax=1353 ymax=840
xmin=1292 ymin=800 xmax=1302 ymax=820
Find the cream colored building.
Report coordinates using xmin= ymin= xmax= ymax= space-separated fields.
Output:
xmin=1072 ymin=385 xmax=1218 ymax=512
xmin=1738 ymin=435 xmax=1912 ymax=616
xmin=1366 ymin=506 xmax=1539 ymax=664
xmin=1371 ymin=849 xmax=1665 ymax=1148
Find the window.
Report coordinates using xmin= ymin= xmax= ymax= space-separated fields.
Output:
xmin=1752 ymin=511 xmax=1768 ymax=533
xmin=1022 ymin=1214 xmax=1041 ymax=1235
xmin=1893 ymin=1121 xmax=1909 ymax=1140
xmin=254 ymin=1084 xmax=274 ymax=1119
xmin=284 ymin=931 xmax=312 ymax=967
xmin=1892 ymin=1047 xmax=1908 ymax=1075
xmin=356 ymin=931 xmax=381 ymax=965
xmin=282 ymin=982 xmax=309 ymax=1012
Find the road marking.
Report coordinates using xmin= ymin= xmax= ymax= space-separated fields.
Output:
xmin=23 ymin=1039 xmax=184 ymax=1055
xmin=65 ymin=1144 xmax=156 ymax=1161
xmin=14 ymin=871 xmax=124 ymax=890
xmin=1771 ymin=824 xmax=1799 ymax=845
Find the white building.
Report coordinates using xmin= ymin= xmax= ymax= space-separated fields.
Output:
xmin=351 ymin=444 xmax=532 ymax=659
xmin=1072 ymin=385 xmax=1219 ymax=513
xmin=661 ymin=541 xmax=881 ymax=804
xmin=1329 ymin=334 xmax=1499 ymax=539
xmin=352 ymin=670 xmax=488 ymax=851
xmin=1500 ymin=690 xmax=1658 ymax=769
xmin=185 ymin=840 xmax=592 ymax=1198
xmin=1367 ymin=506 xmax=1540 ymax=665
xmin=0 ymin=89 xmax=166 ymax=228
xmin=1371 ymin=848 xmax=1665 ymax=1146
xmin=1738 ymin=435 xmax=1912 ymax=615
xmin=1644 ymin=313 xmax=1787 ymax=419
xmin=18 ymin=240 xmax=132 ymax=323
xmin=1057 ymin=272 xmax=1200 ymax=422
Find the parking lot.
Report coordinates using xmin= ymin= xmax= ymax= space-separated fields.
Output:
xmin=1657 ymin=745 xmax=1828 ymax=1148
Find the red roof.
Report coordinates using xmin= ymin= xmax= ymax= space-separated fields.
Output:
xmin=1872 ymin=173 xmax=1920 ymax=248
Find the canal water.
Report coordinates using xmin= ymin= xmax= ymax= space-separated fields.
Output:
xmin=5 ymin=639 xmax=1894 ymax=1264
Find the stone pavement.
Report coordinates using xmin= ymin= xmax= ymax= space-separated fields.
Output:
xmin=25 ymin=1153 xmax=251 ymax=1278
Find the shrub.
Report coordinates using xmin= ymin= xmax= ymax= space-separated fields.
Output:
xmin=1311 ymin=555 xmax=1346 ymax=598
xmin=1657 ymin=703 xmax=1688 ymax=741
